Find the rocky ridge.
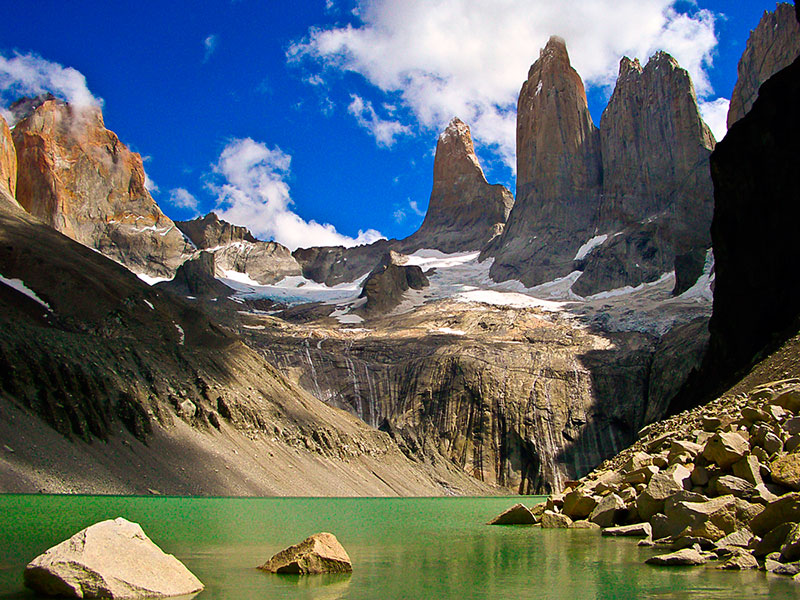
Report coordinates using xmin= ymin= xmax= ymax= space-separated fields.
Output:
xmin=0 ymin=114 xmax=16 ymax=206
xmin=11 ymin=98 xmax=192 ymax=278
xmin=358 ymin=251 xmax=429 ymax=315
xmin=402 ymin=117 xmax=513 ymax=253
xmin=727 ymin=2 xmax=800 ymax=127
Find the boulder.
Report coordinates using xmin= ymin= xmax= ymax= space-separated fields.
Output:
xmin=562 ymin=489 xmax=599 ymax=520
xmin=636 ymin=464 xmax=691 ymax=521
xmin=715 ymin=475 xmax=756 ymax=499
xmin=570 ymin=520 xmax=601 ymax=530
xmin=772 ymin=388 xmax=800 ymax=414
xmin=771 ymin=454 xmax=800 ymax=491
xmin=702 ymin=431 xmax=749 ymax=468
xmin=751 ymin=493 xmax=800 ymax=536
xmin=780 ymin=523 xmax=800 ymax=562
xmin=602 ymin=523 xmax=652 ymax=538
xmin=589 ymin=493 xmax=626 ymax=528
xmin=645 ymin=548 xmax=706 ymax=566
xmin=487 ymin=503 xmax=537 ymax=525
xmin=663 ymin=495 xmax=757 ymax=542
xmin=715 ymin=528 xmax=753 ymax=549
xmin=23 ymin=517 xmax=203 ymax=598
xmin=754 ymin=523 xmax=794 ymax=558
xmin=258 ymin=532 xmax=352 ymax=574
xmin=716 ymin=549 xmax=758 ymax=570
xmin=731 ymin=454 xmax=764 ymax=486
xmin=540 ymin=511 xmax=573 ymax=529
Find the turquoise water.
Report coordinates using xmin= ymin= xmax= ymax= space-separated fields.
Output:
xmin=0 ymin=495 xmax=797 ymax=599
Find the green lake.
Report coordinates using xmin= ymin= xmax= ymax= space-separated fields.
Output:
xmin=0 ymin=494 xmax=798 ymax=599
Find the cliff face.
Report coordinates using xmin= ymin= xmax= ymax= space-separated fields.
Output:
xmin=176 ymin=212 xmax=302 ymax=285
xmin=573 ymin=52 xmax=715 ymax=296
xmin=402 ymin=118 xmax=513 ymax=253
xmin=0 ymin=114 xmax=16 ymax=206
xmin=488 ymin=36 xmax=602 ymax=287
xmin=359 ymin=251 xmax=429 ymax=315
xmin=727 ymin=2 xmax=800 ymax=128
xmin=12 ymin=98 xmax=191 ymax=277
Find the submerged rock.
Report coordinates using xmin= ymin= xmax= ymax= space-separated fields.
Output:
xmin=259 ymin=532 xmax=352 ymax=574
xmin=645 ymin=548 xmax=706 ymax=566
xmin=23 ymin=517 xmax=203 ymax=598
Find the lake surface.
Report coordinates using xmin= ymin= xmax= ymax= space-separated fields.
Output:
xmin=0 ymin=495 xmax=797 ymax=599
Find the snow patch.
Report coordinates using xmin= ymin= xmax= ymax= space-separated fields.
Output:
xmin=587 ymin=272 xmax=673 ymax=300
xmin=136 ymin=272 xmax=170 ymax=286
xmin=432 ymin=327 xmax=465 ymax=336
xmin=0 ymin=275 xmax=52 ymax=312
xmin=143 ymin=299 xmax=155 ymax=310
xmin=219 ymin=270 xmax=369 ymax=307
xmin=454 ymin=290 xmax=566 ymax=312
xmin=574 ymin=234 xmax=608 ymax=261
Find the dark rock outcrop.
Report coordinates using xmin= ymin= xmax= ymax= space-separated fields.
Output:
xmin=176 ymin=212 xmax=302 ymax=285
xmin=727 ymin=3 xmax=800 ymax=128
xmin=359 ymin=251 xmax=428 ymax=315
xmin=156 ymin=251 xmax=233 ymax=299
xmin=573 ymin=53 xmax=715 ymax=296
xmin=12 ymin=98 xmax=192 ymax=277
xmin=487 ymin=36 xmax=602 ymax=287
xmin=402 ymin=118 xmax=513 ymax=253
xmin=293 ymin=239 xmax=394 ymax=287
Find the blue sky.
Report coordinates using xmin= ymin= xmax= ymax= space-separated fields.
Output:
xmin=0 ymin=1 xmax=786 ymax=249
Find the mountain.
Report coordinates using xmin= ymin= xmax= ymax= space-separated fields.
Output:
xmin=11 ymin=97 xmax=192 ymax=278
xmin=175 ymin=212 xmax=302 ymax=284
xmin=727 ymin=2 xmax=800 ymax=127
xmin=402 ymin=117 xmax=513 ymax=253
xmin=574 ymin=52 xmax=715 ymax=296
xmin=487 ymin=36 xmax=602 ymax=287
xmin=0 ymin=115 xmax=16 ymax=206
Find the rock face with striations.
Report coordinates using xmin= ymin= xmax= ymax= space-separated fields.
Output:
xmin=0 ymin=114 xmax=17 ymax=206
xmin=176 ymin=212 xmax=302 ymax=284
xmin=573 ymin=52 xmax=715 ymax=296
xmin=727 ymin=3 xmax=800 ymax=128
xmin=402 ymin=118 xmax=513 ymax=253
xmin=11 ymin=97 xmax=191 ymax=277
xmin=487 ymin=36 xmax=602 ymax=287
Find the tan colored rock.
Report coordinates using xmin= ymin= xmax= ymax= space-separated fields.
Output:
xmin=727 ymin=3 xmax=800 ymax=127
xmin=562 ymin=489 xmax=599 ymax=520
xmin=690 ymin=464 xmax=710 ymax=487
xmin=540 ymin=510 xmax=572 ymax=529
xmin=570 ymin=520 xmax=601 ymax=530
xmin=667 ymin=440 xmax=703 ymax=465
xmin=732 ymin=454 xmax=764 ymax=485
xmin=785 ymin=417 xmax=800 ymax=436
xmin=702 ymin=431 xmax=749 ymax=468
xmin=23 ymin=517 xmax=203 ymax=598
xmin=602 ymin=522 xmax=652 ymax=538
xmin=636 ymin=464 xmax=691 ymax=521
xmin=487 ymin=503 xmax=537 ymax=525
xmin=0 ymin=114 xmax=17 ymax=206
xmin=771 ymin=454 xmax=800 ymax=491
xmin=772 ymin=388 xmax=800 ymax=413
xmin=716 ymin=549 xmax=758 ymax=570
xmin=403 ymin=118 xmax=513 ymax=253
xmin=715 ymin=475 xmax=756 ymax=499
xmin=754 ymin=523 xmax=794 ymax=558
xmin=12 ymin=99 xmax=192 ymax=277
xmin=645 ymin=548 xmax=706 ymax=566
xmin=259 ymin=532 xmax=352 ymax=574
xmin=589 ymin=493 xmax=625 ymax=528
xmin=621 ymin=451 xmax=654 ymax=472
xmin=664 ymin=495 xmax=757 ymax=542
xmin=750 ymin=492 xmax=800 ymax=536
xmin=716 ymin=528 xmax=754 ymax=549
xmin=624 ymin=465 xmax=659 ymax=485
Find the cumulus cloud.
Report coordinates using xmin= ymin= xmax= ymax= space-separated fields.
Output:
xmin=168 ymin=187 xmax=199 ymax=212
xmin=203 ymin=35 xmax=219 ymax=62
xmin=289 ymin=0 xmax=720 ymax=168
xmin=0 ymin=52 xmax=100 ymax=119
xmin=347 ymin=94 xmax=410 ymax=147
xmin=211 ymin=137 xmax=383 ymax=250
xmin=699 ymin=97 xmax=730 ymax=142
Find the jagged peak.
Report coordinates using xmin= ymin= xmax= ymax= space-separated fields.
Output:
xmin=618 ymin=56 xmax=643 ymax=78
xmin=646 ymin=51 xmax=680 ymax=72
xmin=438 ymin=117 xmax=470 ymax=143
xmin=527 ymin=35 xmax=571 ymax=79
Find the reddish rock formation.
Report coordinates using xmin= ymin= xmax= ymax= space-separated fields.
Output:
xmin=488 ymin=36 xmax=602 ymax=286
xmin=402 ymin=117 xmax=513 ymax=253
xmin=727 ymin=3 xmax=800 ymax=128
xmin=12 ymin=98 xmax=191 ymax=277
xmin=574 ymin=52 xmax=715 ymax=296
xmin=0 ymin=114 xmax=17 ymax=206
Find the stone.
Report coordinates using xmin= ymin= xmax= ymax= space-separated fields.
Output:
xmin=570 ymin=520 xmax=601 ymax=530
xmin=780 ymin=523 xmax=800 ymax=562
xmin=690 ymin=464 xmax=710 ymax=487
xmin=625 ymin=465 xmax=659 ymax=485
xmin=667 ymin=440 xmax=703 ymax=465
xmin=589 ymin=493 xmax=626 ymax=528
xmin=732 ymin=455 xmax=764 ymax=485
xmin=742 ymin=406 xmax=771 ymax=424
xmin=258 ymin=532 xmax=352 ymax=574
xmin=771 ymin=454 xmax=800 ymax=491
xmin=645 ymin=548 xmax=706 ymax=566
xmin=562 ymin=489 xmax=599 ymax=520
xmin=786 ymin=417 xmax=800 ymax=436
xmin=487 ymin=503 xmax=537 ymax=525
xmin=602 ymin=523 xmax=652 ymax=538
xmin=727 ymin=2 xmax=800 ymax=126
xmin=715 ymin=475 xmax=756 ymax=499
xmin=716 ymin=528 xmax=754 ymax=549
xmin=540 ymin=511 xmax=573 ymax=529
xmin=664 ymin=495 xmax=755 ymax=542
xmin=787 ymin=435 xmax=800 ymax=454
xmin=359 ymin=251 xmax=429 ymax=315
xmin=702 ymin=416 xmax=724 ymax=432
xmin=622 ymin=451 xmax=654 ymax=472
xmin=636 ymin=464 xmax=691 ymax=521
xmin=773 ymin=562 xmax=800 ymax=577
xmin=402 ymin=118 xmax=513 ymax=253
xmin=12 ymin=98 xmax=192 ymax=277
xmin=716 ymin=549 xmax=758 ymax=570
xmin=772 ymin=389 xmax=800 ymax=414
xmin=702 ymin=432 xmax=749 ymax=468
xmin=754 ymin=523 xmax=794 ymax=558
xmin=23 ymin=517 xmax=203 ymax=598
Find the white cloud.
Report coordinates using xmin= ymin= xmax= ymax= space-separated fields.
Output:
xmin=408 ymin=199 xmax=425 ymax=217
xmin=699 ymin=97 xmax=729 ymax=142
xmin=144 ymin=171 xmax=159 ymax=194
xmin=0 ymin=52 xmax=100 ymax=118
xmin=347 ymin=94 xmax=410 ymax=147
xmin=211 ymin=137 xmax=383 ymax=250
xmin=169 ymin=187 xmax=199 ymax=211
xmin=289 ymin=0 xmax=719 ymax=169
xmin=203 ymin=35 xmax=219 ymax=62
xmin=393 ymin=208 xmax=406 ymax=223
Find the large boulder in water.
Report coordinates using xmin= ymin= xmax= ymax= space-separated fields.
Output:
xmin=23 ymin=517 xmax=203 ymax=598
xmin=487 ymin=503 xmax=537 ymax=525
xmin=258 ymin=532 xmax=352 ymax=574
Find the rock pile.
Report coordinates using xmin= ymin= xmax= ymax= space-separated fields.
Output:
xmin=503 ymin=379 xmax=800 ymax=578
